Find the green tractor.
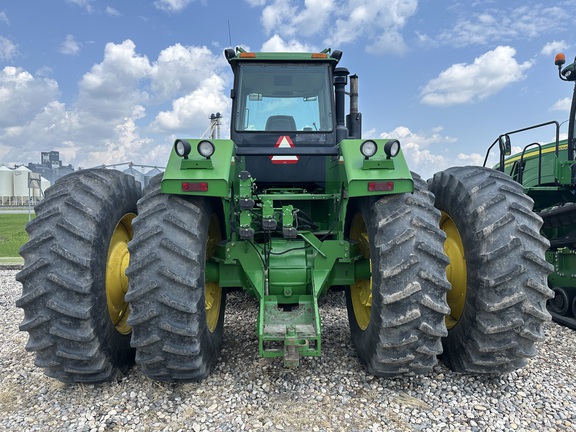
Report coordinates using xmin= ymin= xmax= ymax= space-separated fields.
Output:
xmin=16 ymin=48 xmax=552 ymax=383
xmin=485 ymin=52 xmax=576 ymax=330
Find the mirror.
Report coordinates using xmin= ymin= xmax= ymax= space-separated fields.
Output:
xmin=249 ymin=93 xmax=263 ymax=101
xmin=499 ymin=135 xmax=512 ymax=156
xmin=504 ymin=135 xmax=511 ymax=155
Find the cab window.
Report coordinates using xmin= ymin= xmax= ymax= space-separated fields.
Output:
xmin=235 ymin=64 xmax=333 ymax=132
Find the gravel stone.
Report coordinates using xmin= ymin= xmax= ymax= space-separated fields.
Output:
xmin=1 ymin=270 xmax=575 ymax=431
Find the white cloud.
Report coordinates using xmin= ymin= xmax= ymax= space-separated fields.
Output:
xmin=150 ymin=44 xmax=226 ymax=101
xmin=261 ymin=1 xmax=295 ymax=34
xmin=105 ymin=6 xmax=121 ymax=16
xmin=0 ymin=98 xmax=81 ymax=167
xmin=0 ymin=40 xmax=232 ymax=168
xmin=154 ymin=0 xmax=193 ymax=13
xmin=82 ymin=107 xmax=153 ymax=167
xmin=378 ymin=125 xmax=471 ymax=179
xmin=65 ymin=0 xmax=94 ymax=13
xmin=0 ymin=36 xmax=17 ymax=60
xmin=541 ymin=40 xmax=569 ymax=57
xmin=256 ymin=0 xmax=417 ymax=55
xmin=550 ymin=97 xmax=571 ymax=112
xmin=421 ymin=46 xmax=533 ymax=106
xmin=261 ymin=35 xmax=315 ymax=52
xmin=78 ymin=40 xmax=152 ymax=120
xmin=0 ymin=67 xmax=59 ymax=128
xmin=328 ymin=0 xmax=417 ymax=54
xmin=0 ymin=10 xmax=9 ymax=24
xmin=264 ymin=0 xmax=333 ymax=38
xmin=152 ymin=74 xmax=230 ymax=133
xmin=367 ymin=30 xmax=407 ymax=55
xmin=377 ymin=125 xmax=494 ymax=178
xmin=60 ymin=34 xmax=81 ymax=56
xmin=456 ymin=152 xmax=485 ymax=166
xmin=439 ymin=5 xmax=567 ymax=47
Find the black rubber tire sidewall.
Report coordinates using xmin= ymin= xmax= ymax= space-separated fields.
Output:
xmin=345 ymin=174 xmax=450 ymax=376
xmin=16 ymin=169 xmax=142 ymax=383
xmin=429 ymin=166 xmax=553 ymax=373
xmin=126 ymin=174 xmax=226 ymax=381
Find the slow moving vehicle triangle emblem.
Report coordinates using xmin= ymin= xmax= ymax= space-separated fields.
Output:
xmin=270 ymin=136 xmax=299 ymax=164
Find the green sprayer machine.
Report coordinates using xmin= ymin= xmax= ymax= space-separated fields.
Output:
xmin=16 ymin=48 xmax=553 ymax=383
xmin=485 ymin=52 xmax=576 ymax=330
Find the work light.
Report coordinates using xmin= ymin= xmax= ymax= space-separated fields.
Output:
xmin=360 ymin=140 xmax=377 ymax=159
xmin=174 ymin=140 xmax=191 ymax=158
xmin=384 ymin=140 xmax=400 ymax=158
xmin=197 ymin=140 xmax=215 ymax=159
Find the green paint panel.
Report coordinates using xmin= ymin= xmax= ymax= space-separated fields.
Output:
xmin=268 ymin=242 xmax=308 ymax=301
xmin=547 ymin=248 xmax=576 ymax=286
xmin=161 ymin=139 xmax=235 ymax=197
xmin=339 ymin=139 xmax=414 ymax=197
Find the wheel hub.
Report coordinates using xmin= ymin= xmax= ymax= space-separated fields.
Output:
xmin=350 ymin=213 xmax=372 ymax=330
xmin=440 ymin=212 xmax=467 ymax=329
xmin=205 ymin=215 xmax=222 ymax=332
xmin=106 ymin=213 xmax=135 ymax=335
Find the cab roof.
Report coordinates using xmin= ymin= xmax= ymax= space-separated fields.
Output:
xmin=225 ymin=47 xmax=342 ymax=70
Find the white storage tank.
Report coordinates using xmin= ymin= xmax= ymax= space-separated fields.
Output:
xmin=0 ymin=165 xmax=13 ymax=203
xmin=40 ymin=176 xmax=51 ymax=198
xmin=30 ymin=173 xmax=43 ymax=199
xmin=13 ymin=166 xmax=32 ymax=200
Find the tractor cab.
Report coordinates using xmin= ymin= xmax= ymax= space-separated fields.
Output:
xmin=225 ymin=47 xmax=360 ymax=191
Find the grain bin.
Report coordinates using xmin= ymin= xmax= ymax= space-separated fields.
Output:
xmin=13 ymin=166 xmax=31 ymax=204
xmin=40 ymin=176 xmax=51 ymax=198
xmin=123 ymin=166 xmax=145 ymax=187
xmin=0 ymin=165 xmax=13 ymax=204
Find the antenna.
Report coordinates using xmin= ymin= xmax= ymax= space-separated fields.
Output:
xmin=227 ymin=20 xmax=232 ymax=47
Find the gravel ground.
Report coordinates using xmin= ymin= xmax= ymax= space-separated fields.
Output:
xmin=1 ymin=269 xmax=575 ymax=432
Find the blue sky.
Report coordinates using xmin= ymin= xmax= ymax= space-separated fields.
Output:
xmin=0 ymin=0 xmax=575 ymax=178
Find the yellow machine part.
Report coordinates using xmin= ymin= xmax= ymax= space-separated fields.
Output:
xmin=349 ymin=213 xmax=372 ymax=330
xmin=106 ymin=213 xmax=135 ymax=335
xmin=205 ymin=214 xmax=223 ymax=332
xmin=440 ymin=212 xmax=467 ymax=329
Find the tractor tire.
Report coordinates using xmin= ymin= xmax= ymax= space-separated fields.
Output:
xmin=125 ymin=174 xmax=226 ymax=381
xmin=16 ymin=169 xmax=142 ymax=383
xmin=345 ymin=174 xmax=451 ymax=376
xmin=428 ymin=166 xmax=554 ymax=373
xmin=548 ymin=286 xmax=574 ymax=316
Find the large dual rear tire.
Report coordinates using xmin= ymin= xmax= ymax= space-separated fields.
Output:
xmin=125 ymin=175 xmax=226 ymax=381
xmin=16 ymin=169 xmax=142 ymax=383
xmin=346 ymin=167 xmax=553 ymax=376
xmin=429 ymin=166 xmax=554 ymax=373
xmin=345 ymin=174 xmax=451 ymax=376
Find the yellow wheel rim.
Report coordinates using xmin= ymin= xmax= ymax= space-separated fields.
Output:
xmin=105 ymin=213 xmax=135 ymax=335
xmin=350 ymin=213 xmax=372 ymax=330
xmin=205 ymin=214 xmax=222 ymax=333
xmin=440 ymin=212 xmax=467 ymax=329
